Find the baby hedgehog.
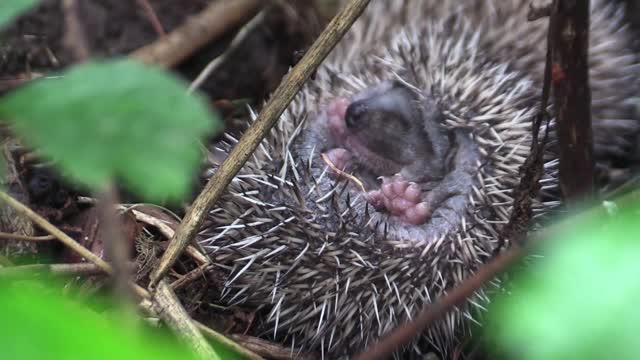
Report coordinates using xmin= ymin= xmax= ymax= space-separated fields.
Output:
xmin=199 ymin=0 xmax=640 ymax=358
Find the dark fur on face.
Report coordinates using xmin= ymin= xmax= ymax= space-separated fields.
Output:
xmin=342 ymin=81 xmax=453 ymax=182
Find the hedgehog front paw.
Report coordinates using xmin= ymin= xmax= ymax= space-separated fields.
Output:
xmin=323 ymin=148 xmax=353 ymax=179
xmin=366 ymin=175 xmax=431 ymax=225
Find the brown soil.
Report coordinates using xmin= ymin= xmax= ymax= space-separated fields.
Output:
xmin=0 ymin=0 xmax=323 ymax=101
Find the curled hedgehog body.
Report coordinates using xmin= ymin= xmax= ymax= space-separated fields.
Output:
xmin=199 ymin=0 xmax=639 ymax=357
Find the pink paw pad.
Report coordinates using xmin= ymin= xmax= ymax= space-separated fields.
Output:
xmin=366 ymin=176 xmax=431 ymax=225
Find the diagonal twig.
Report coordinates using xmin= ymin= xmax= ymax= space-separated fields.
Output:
xmin=153 ymin=280 xmax=222 ymax=360
xmin=0 ymin=190 xmax=149 ymax=299
xmin=149 ymin=0 xmax=373 ymax=286
xmin=131 ymin=0 xmax=262 ymax=68
xmin=353 ymin=186 xmax=638 ymax=360
xmin=188 ymin=7 xmax=267 ymax=93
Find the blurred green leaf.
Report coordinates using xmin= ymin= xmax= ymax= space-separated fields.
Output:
xmin=0 ymin=0 xmax=37 ymax=28
xmin=489 ymin=200 xmax=640 ymax=359
xmin=0 ymin=59 xmax=220 ymax=202
xmin=0 ymin=280 xmax=203 ymax=360
xmin=0 ymin=279 xmax=251 ymax=360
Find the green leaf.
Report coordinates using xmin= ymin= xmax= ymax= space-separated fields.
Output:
xmin=488 ymin=200 xmax=640 ymax=359
xmin=0 ymin=280 xmax=202 ymax=360
xmin=0 ymin=59 xmax=221 ymax=202
xmin=0 ymin=0 xmax=38 ymax=28
xmin=0 ymin=279 xmax=252 ymax=360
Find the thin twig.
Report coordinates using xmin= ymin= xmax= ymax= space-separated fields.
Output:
xmin=136 ymin=0 xmax=166 ymax=36
xmin=131 ymin=0 xmax=262 ymax=68
xmin=129 ymin=208 xmax=211 ymax=266
xmin=0 ymin=190 xmax=111 ymax=271
xmin=0 ymin=232 xmax=54 ymax=241
xmin=150 ymin=0 xmax=372 ymax=287
xmin=0 ymin=190 xmax=149 ymax=299
xmin=353 ymin=188 xmax=640 ymax=360
xmin=130 ymin=208 xmax=176 ymax=239
xmin=229 ymin=334 xmax=318 ymax=360
xmin=153 ymin=280 xmax=221 ymax=360
xmin=136 ymin=299 xmax=264 ymax=360
xmin=321 ymin=152 xmax=366 ymax=192
xmin=170 ymin=263 xmax=211 ymax=290
xmin=196 ymin=322 xmax=266 ymax=360
xmin=188 ymin=8 xmax=267 ymax=93
xmin=353 ymin=246 xmax=525 ymax=360
xmin=499 ymin=0 xmax=558 ymax=250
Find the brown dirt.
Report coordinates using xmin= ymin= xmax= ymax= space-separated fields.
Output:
xmin=0 ymin=0 xmax=323 ymax=101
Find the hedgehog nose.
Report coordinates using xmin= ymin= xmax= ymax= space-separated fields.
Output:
xmin=345 ymin=101 xmax=367 ymax=129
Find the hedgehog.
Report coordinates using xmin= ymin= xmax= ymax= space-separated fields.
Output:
xmin=197 ymin=0 xmax=639 ymax=358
